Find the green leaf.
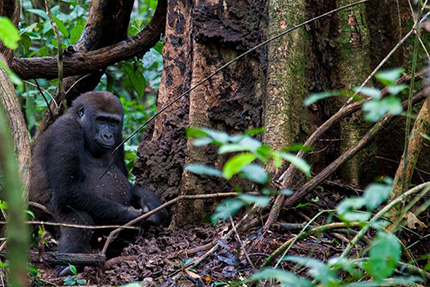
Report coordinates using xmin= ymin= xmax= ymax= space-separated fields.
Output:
xmin=252 ymin=268 xmax=313 ymax=287
xmin=70 ymin=19 xmax=85 ymax=44
xmin=0 ymin=17 xmax=20 ymax=49
xmin=238 ymin=194 xmax=270 ymax=207
xmin=184 ymin=164 xmax=223 ymax=177
xmin=218 ymin=136 xmax=262 ymax=154
xmin=222 ymin=153 xmax=257 ymax=180
xmin=122 ymin=62 xmax=146 ymax=98
xmin=26 ymin=9 xmax=49 ymax=20
xmin=63 ymin=276 xmax=76 ymax=286
xmin=153 ymin=41 xmax=163 ymax=54
xmin=200 ymin=128 xmax=230 ymax=144
xmin=25 ymin=210 xmax=35 ymax=219
xmin=280 ymin=144 xmax=313 ymax=152
xmin=69 ymin=264 xmax=77 ymax=275
xmin=53 ymin=16 xmax=69 ymax=37
xmin=283 ymin=256 xmax=339 ymax=285
xmin=186 ymin=127 xmax=209 ymax=138
xmin=363 ymin=178 xmax=392 ymax=210
xmin=76 ymin=279 xmax=86 ymax=284
xmin=375 ymin=68 xmax=403 ymax=86
xmin=19 ymin=33 xmax=31 ymax=53
xmin=192 ymin=137 xmax=213 ymax=146
xmin=245 ymin=127 xmax=265 ymax=136
xmin=280 ymin=189 xmax=293 ymax=196
xmin=276 ymin=152 xmax=311 ymax=177
xmin=365 ymin=231 xmax=401 ymax=281
xmin=337 ymin=197 xmax=370 ymax=223
xmin=387 ymin=84 xmax=407 ymax=96
xmin=211 ymin=199 xmax=244 ymax=223
xmin=381 ymin=97 xmax=403 ymax=115
xmin=304 ymin=91 xmax=340 ymax=106
xmin=355 ymin=87 xmax=381 ymax=99
xmin=240 ymin=164 xmax=268 ymax=184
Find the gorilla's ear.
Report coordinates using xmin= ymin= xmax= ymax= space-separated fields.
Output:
xmin=78 ymin=106 xmax=85 ymax=118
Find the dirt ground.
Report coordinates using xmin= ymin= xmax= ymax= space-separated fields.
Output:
xmin=28 ymin=194 xmax=430 ymax=287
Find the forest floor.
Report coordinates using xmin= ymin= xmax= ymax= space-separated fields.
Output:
xmin=30 ymin=188 xmax=430 ymax=287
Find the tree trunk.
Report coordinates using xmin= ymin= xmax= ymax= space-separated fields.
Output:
xmin=0 ymin=0 xmax=31 ymax=199
xmin=134 ymin=0 xmax=268 ymax=226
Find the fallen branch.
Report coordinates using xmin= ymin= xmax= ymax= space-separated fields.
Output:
xmin=0 ymin=251 xmax=106 ymax=266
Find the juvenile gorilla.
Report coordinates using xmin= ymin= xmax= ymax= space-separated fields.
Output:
xmin=30 ymin=91 xmax=168 ymax=257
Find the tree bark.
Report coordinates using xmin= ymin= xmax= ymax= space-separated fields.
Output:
xmin=134 ymin=0 xmax=268 ymax=226
xmin=0 ymin=1 xmax=31 ymax=198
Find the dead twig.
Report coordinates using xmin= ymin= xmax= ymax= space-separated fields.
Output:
xmin=229 ymin=215 xmax=256 ymax=270
xmin=104 ymin=255 xmax=138 ymax=269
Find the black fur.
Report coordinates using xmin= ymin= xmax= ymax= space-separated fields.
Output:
xmin=30 ymin=91 xmax=168 ymax=258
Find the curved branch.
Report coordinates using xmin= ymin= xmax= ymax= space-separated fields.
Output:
xmin=10 ymin=0 xmax=167 ymax=80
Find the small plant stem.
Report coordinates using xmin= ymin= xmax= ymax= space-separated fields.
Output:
xmin=340 ymin=182 xmax=430 ymax=258
xmin=260 ymin=210 xmax=333 ymax=268
xmin=44 ymin=0 xmax=65 ymax=106
xmin=229 ymin=215 xmax=256 ymax=270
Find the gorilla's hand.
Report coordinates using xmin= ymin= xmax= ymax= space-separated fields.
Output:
xmin=124 ymin=206 xmax=143 ymax=221
xmin=132 ymin=186 xmax=169 ymax=226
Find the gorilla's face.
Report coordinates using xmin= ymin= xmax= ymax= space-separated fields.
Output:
xmin=77 ymin=105 xmax=123 ymax=157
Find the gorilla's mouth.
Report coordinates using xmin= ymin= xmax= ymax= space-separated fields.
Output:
xmin=96 ymin=139 xmax=115 ymax=149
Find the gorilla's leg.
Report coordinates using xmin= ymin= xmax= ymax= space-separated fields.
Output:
xmin=56 ymin=210 xmax=94 ymax=276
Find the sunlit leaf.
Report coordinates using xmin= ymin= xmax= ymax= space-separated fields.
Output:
xmin=276 ymin=152 xmax=311 ymax=177
xmin=304 ymin=91 xmax=340 ymax=106
xmin=355 ymin=87 xmax=381 ymax=99
xmin=211 ymin=199 xmax=244 ymax=223
xmin=375 ymin=68 xmax=403 ymax=86
xmin=240 ymin=164 xmax=268 ymax=184
xmin=186 ymin=127 xmax=209 ymax=138
xmin=387 ymin=84 xmax=407 ymax=96
xmin=238 ymin=194 xmax=270 ymax=207
xmin=283 ymin=256 xmax=339 ymax=285
xmin=184 ymin=164 xmax=223 ymax=177
xmin=223 ymin=153 xmax=257 ymax=180
xmin=363 ymin=178 xmax=392 ymax=210
xmin=252 ymin=268 xmax=313 ymax=287
xmin=0 ymin=17 xmax=20 ymax=49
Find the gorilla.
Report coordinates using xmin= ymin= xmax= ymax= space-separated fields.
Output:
xmin=30 ymin=91 xmax=168 ymax=272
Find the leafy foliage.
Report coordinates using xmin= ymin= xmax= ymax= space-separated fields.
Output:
xmin=185 ymin=127 xmax=311 ymax=223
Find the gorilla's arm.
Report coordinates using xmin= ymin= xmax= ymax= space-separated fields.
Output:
xmin=45 ymin=119 xmax=141 ymax=224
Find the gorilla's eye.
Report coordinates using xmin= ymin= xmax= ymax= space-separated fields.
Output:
xmin=78 ymin=106 xmax=85 ymax=118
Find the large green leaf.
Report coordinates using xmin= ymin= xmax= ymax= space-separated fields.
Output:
xmin=222 ymin=153 xmax=256 ymax=180
xmin=365 ymin=231 xmax=401 ymax=281
xmin=0 ymin=17 xmax=20 ymax=49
